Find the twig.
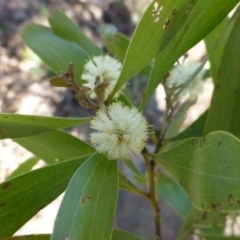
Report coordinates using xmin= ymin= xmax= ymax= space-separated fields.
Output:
xmin=143 ymin=151 xmax=161 ymax=239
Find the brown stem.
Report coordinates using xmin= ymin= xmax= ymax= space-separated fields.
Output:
xmin=144 ymin=153 xmax=161 ymax=239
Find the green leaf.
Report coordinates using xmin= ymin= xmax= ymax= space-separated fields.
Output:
xmin=177 ymin=207 xmax=203 ymax=240
xmin=112 ymin=229 xmax=144 ymax=240
xmin=158 ymin=172 xmax=192 ymax=219
xmin=49 ymin=11 xmax=102 ymax=55
xmin=204 ymin=18 xmax=231 ymax=81
xmin=204 ymin=13 xmax=240 ymax=138
xmin=198 ymin=225 xmax=225 ymax=236
xmin=165 ymin=100 xmax=194 ymax=139
xmin=51 ymin=153 xmax=118 ymax=240
xmin=102 ymin=31 xmax=151 ymax=76
xmin=119 ymin=171 xmax=146 ymax=197
xmin=109 ymin=0 xmax=182 ymax=98
xmin=195 ymin=211 xmax=226 ymax=229
xmin=0 ymin=231 xmax=145 ymax=240
xmin=0 ymin=113 xmax=90 ymax=139
xmin=0 ymin=156 xmax=88 ymax=238
xmin=172 ymin=111 xmax=207 ymax=140
xmin=177 ymin=206 xmax=226 ymax=240
xmin=205 ymin=8 xmax=240 ymax=81
xmin=21 ymin=24 xmax=89 ymax=84
xmin=139 ymin=0 xmax=239 ymax=110
xmin=114 ymin=93 xmax=133 ymax=108
xmin=200 ymin=234 xmax=240 ymax=240
xmin=14 ymin=130 xmax=94 ymax=164
xmin=6 ymin=157 xmax=39 ymax=180
xmin=152 ymin=131 xmax=240 ymax=212
xmin=1 ymin=235 xmax=50 ymax=240
xmin=123 ymin=161 xmax=146 ymax=183
xmin=102 ymin=31 xmax=129 ymax=63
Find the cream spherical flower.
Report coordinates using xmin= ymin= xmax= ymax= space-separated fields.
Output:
xmin=90 ymin=102 xmax=148 ymax=160
xmin=167 ymin=62 xmax=205 ymax=100
xmin=81 ymin=55 xmax=122 ymax=99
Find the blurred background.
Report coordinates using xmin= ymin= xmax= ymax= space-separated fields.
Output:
xmin=0 ymin=0 xmax=214 ymax=239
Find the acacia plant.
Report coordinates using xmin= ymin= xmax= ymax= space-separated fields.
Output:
xmin=1 ymin=1 xmax=240 ymax=239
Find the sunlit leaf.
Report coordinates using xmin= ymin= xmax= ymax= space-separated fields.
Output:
xmin=112 ymin=229 xmax=144 ymax=240
xmin=21 ymin=24 xmax=89 ymax=84
xmin=6 ymin=157 xmax=39 ymax=180
xmin=204 ymin=13 xmax=240 ymax=138
xmin=0 ymin=113 xmax=90 ymax=139
xmin=14 ymin=130 xmax=94 ymax=164
xmin=204 ymin=18 xmax=230 ymax=81
xmin=139 ymin=0 xmax=239 ymax=110
xmin=205 ymin=7 xmax=240 ymax=81
xmin=1 ymin=235 xmax=50 ymax=240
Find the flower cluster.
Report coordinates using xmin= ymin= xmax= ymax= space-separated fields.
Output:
xmin=90 ymin=102 xmax=148 ymax=160
xmin=167 ymin=61 xmax=205 ymax=101
xmin=81 ymin=55 xmax=122 ymax=100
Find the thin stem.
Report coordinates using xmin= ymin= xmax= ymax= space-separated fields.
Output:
xmin=144 ymin=152 xmax=161 ymax=239
xmin=156 ymin=82 xmax=173 ymax=141
xmin=158 ymin=106 xmax=169 ymax=139
xmin=155 ymin=81 xmax=179 ymax=153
